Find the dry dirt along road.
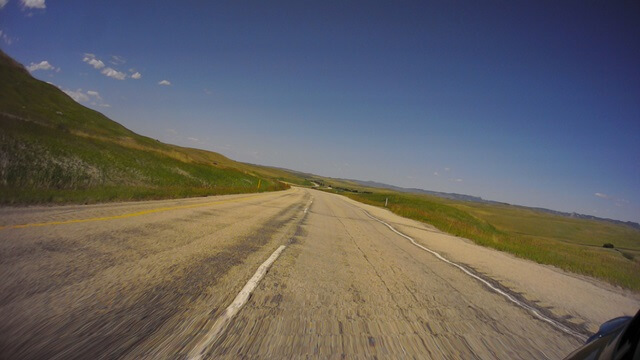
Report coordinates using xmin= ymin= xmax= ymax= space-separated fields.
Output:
xmin=0 ymin=188 xmax=638 ymax=359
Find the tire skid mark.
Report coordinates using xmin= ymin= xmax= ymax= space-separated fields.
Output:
xmin=188 ymin=196 xmax=314 ymax=359
xmin=187 ymin=245 xmax=287 ymax=360
xmin=0 ymin=196 xmax=306 ymax=359
xmin=0 ymin=194 xmax=298 ymax=308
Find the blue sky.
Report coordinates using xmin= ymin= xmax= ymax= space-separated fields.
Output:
xmin=1 ymin=1 xmax=639 ymax=222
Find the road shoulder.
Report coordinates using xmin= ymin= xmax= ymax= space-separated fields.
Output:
xmin=335 ymin=190 xmax=640 ymax=333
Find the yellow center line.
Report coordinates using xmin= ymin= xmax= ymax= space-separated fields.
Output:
xmin=0 ymin=193 xmax=264 ymax=231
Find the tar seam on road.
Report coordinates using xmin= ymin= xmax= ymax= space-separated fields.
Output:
xmin=362 ymin=209 xmax=589 ymax=342
xmin=0 ymin=194 xmax=263 ymax=231
xmin=188 ymin=197 xmax=313 ymax=359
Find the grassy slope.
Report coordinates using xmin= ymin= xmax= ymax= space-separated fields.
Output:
xmin=0 ymin=50 xmax=300 ymax=203
xmin=323 ymin=185 xmax=640 ymax=291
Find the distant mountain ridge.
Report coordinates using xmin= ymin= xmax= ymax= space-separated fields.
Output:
xmin=343 ymin=179 xmax=640 ymax=230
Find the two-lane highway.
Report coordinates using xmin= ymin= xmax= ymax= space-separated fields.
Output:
xmin=199 ymin=190 xmax=583 ymax=359
xmin=0 ymin=188 xmax=635 ymax=359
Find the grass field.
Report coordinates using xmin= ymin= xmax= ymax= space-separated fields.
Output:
xmin=448 ymin=201 xmax=640 ymax=251
xmin=336 ymin=190 xmax=640 ymax=291
xmin=0 ymin=114 xmax=288 ymax=204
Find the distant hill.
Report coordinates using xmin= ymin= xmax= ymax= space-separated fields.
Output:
xmin=0 ymin=49 xmax=305 ymax=203
xmin=337 ymin=178 xmax=640 ymax=230
xmin=525 ymin=207 xmax=640 ymax=231
xmin=345 ymin=179 xmax=487 ymax=202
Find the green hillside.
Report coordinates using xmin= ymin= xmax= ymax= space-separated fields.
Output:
xmin=0 ymin=49 xmax=299 ymax=204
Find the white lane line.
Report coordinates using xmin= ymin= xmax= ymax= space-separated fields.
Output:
xmin=188 ymin=245 xmax=287 ymax=360
xmin=363 ymin=210 xmax=588 ymax=342
xmin=304 ymin=199 xmax=313 ymax=214
xmin=188 ymin=196 xmax=312 ymax=359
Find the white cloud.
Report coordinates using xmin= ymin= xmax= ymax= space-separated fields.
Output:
xmin=88 ymin=58 xmax=105 ymax=69
xmin=0 ymin=0 xmax=8 ymax=9
xmin=594 ymin=193 xmax=632 ymax=208
xmin=158 ymin=80 xmax=171 ymax=86
xmin=101 ymin=67 xmax=127 ymax=80
xmin=83 ymin=54 xmax=105 ymax=69
xmin=187 ymin=137 xmax=200 ymax=142
xmin=86 ymin=90 xmax=101 ymax=100
xmin=433 ymin=172 xmax=440 ymax=176
xmin=110 ymin=55 xmax=125 ymax=65
xmin=63 ymin=88 xmax=89 ymax=103
xmin=26 ymin=60 xmax=56 ymax=72
xmin=444 ymin=167 xmax=451 ymax=172
xmin=83 ymin=54 xmax=126 ymax=79
xmin=20 ymin=0 xmax=45 ymax=9
xmin=131 ymin=72 xmax=142 ymax=79
xmin=62 ymin=88 xmax=110 ymax=107
xmin=453 ymin=178 xmax=463 ymax=182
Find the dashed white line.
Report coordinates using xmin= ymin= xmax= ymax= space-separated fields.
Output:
xmin=362 ymin=210 xmax=588 ymax=342
xmin=188 ymin=245 xmax=287 ymax=360
xmin=189 ymin=197 xmax=313 ymax=359
xmin=304 ymin=199 xmax=313 ymax=214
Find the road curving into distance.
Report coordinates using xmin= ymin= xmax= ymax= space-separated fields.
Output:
xmin=0 ymin=188 xmax=638 ymax=359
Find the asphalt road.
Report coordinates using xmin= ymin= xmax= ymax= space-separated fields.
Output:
xmin=0 ymin=188 xmax=634 ymax=359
